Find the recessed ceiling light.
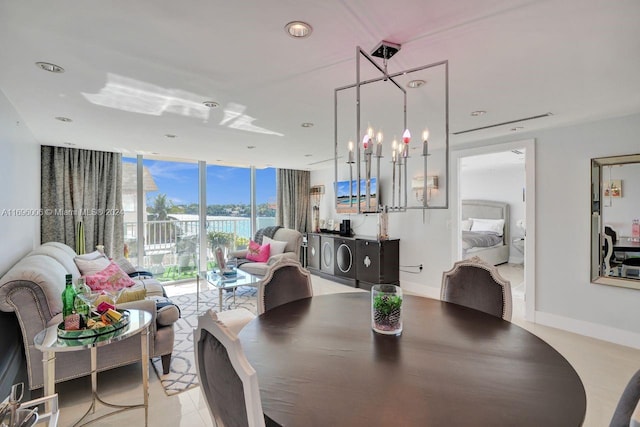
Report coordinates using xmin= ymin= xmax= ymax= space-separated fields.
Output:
xmin=36 ymin=62 xmax=64 ymax=73
xmin=202 ymin=101 xmax=220 ymax=108
xmin=247 ymin=146 xmax=256 ymax=149
xmin=301 ymin=122 xmax=314 ymax=128
xmin=55 ymin=116 xmax=72 ymax=122
xmin=471 ymin=110 xmax=486 ymax=116
xmin=63 ymin=142 xmax=75 ymax=146
xmin=304 ymin=154 xmax=313 ymax=157
xmin=407 ymin=79 xmax=426 ymax=89
xmin=510 ymin=126 xmax=524 ymax=131
xmin=165 ymin=134 xmax=177 ymax=138
xmin=285 ymin=21 xmax=312 ymax=38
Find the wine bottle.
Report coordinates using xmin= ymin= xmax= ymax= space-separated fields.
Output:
xmin=74 ymin=277 xmax=90 ymax=317
xmin=61 ymin=274 xmax=77 ymax=319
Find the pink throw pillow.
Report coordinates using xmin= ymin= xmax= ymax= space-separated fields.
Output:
xmin=246 ymin=240 xmax=270 ymax=263
xmin=85 ymin=261 xmax=136 ymax=292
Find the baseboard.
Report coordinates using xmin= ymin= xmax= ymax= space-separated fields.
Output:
xmin=535 ymin=310 xmax=640 ymax=350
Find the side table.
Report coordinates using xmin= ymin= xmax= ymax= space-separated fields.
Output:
xmin=34 ymin=309 xmax=152 ymax=427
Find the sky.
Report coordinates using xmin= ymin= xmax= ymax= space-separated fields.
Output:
xmin=123 ymin=157 xmax=276 ymax=205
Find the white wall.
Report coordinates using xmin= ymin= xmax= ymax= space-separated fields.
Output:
xmin=0 ymin=90 xmax=40 ymax=275
xmin=311 ymin=111 xmax=640 ymax=346
xmin=460 ymin=163 xmax=526 ymax=263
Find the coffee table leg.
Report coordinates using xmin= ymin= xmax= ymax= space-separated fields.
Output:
xmin=196 ymin=274 xmax=200 ymax=312
xmin=219 ymin=288 xmax=224 ymax=310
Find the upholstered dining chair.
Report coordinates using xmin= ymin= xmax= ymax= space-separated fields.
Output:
xmin=441 ymin=256 xmax=512 ymax=321
xmin=610 ymin=368 xmax=640 ymax=427
xmin=257 ymin=259 xmax=313 ymax=315
xmin=216 ymin=308 xmax=256 ymax=335
xmin=194 ymin=309 xmax=268 ymax=427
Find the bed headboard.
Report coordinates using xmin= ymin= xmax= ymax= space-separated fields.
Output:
xmin=461 ymin=199 xmax=510 ymax=245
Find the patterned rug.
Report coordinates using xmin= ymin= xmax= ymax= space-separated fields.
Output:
xmin=151 ymin=285 xmax=258 ymax=396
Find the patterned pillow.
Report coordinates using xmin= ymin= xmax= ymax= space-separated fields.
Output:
xmin=85 ymin=261 xmax=136 ymax=292
xmin=246 ymin=240 xmax=270 ymax=263
xmin=114 ymin=257 xmax=137 ymax=275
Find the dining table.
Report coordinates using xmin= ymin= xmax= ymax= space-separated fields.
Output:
xmin=239 ymin=292 xmax=586 ymax=427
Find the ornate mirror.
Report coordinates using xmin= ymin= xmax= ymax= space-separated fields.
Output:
xmin=591 ymin=153 xmax=640 ymax=289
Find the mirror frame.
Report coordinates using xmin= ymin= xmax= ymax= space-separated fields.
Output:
xmin=591 ymin=153 xmax=640 ymax=290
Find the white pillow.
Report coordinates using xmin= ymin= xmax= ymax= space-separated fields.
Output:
xmin=470 ymin=218 xmax=505 ymax=236
xmin=263 ymin=236 xmax=288 ymax=256
xmin=461 ymin=219 xmax=473 ymax=231
xmin=75 ymin=255 xmax=110 ymax=275
xmin=75 ymin=250 xmax=105 ymax=261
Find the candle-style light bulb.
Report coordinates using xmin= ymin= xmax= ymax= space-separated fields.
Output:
xmin=348 ymin=140 xmax=354 ymax=163
xmin=367 ymin=126 xmax=374 ymax=140
xmin=376 ymin=131 xmax=383 ymax=143
xmin=422 ymin=128 xmax=430 ymax=156
xmin=402 ymin=129 xmax=411 ymax=144
xmin=392 ymin=138 xmax=397 ymax=151
xmin=362 ymin=134 xmax=370 ymax=150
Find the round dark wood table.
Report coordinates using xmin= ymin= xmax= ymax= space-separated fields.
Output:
xmin=239 ymin=293 xmax=586 ymax=426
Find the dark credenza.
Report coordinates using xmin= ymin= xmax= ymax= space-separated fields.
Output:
xmin=306 ymin=233 xmax=399 ymax=289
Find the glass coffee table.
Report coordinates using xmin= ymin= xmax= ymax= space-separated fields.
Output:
xmin=197 ymin=269 xmax=261 ymax=311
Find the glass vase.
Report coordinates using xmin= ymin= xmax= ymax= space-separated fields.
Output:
xmin=371 ymin=284 xmax=403 ymax=335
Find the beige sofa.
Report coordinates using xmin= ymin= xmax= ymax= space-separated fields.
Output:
xmin=228 ymin=228 xmax=303 ymax=277
xmin=0 ymin=242 xmax=178 ymax=390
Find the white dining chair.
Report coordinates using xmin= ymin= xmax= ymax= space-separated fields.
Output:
xmin=194 ymin=309 xmax=267 ymax=427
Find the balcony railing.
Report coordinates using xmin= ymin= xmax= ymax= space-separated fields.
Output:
xmin=123 ymin=216 xmax=276 ymax=282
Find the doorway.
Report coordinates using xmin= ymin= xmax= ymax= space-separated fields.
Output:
xmin=451 ymin=139 xmax=535 ymax=322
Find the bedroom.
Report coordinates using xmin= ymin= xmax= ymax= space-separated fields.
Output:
xmin=459 ymin=148 xmax=527 ymax=301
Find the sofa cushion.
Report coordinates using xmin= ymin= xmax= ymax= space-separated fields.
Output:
xmin=263 ymin=236 xmax=287 ymax=256
xmin=85 ymin=261 xmax=136 ymax=292
xmin=247 ymin=240 xmax=270 ymax=262
xmin=114 ymin=257 xmax=137 ymax=275
xmin=27 ymin=245 xmax=82 ymax=280
xmin=0 ymin=255 xmax=68 ymax=317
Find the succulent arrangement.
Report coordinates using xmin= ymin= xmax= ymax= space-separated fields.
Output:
xmin=372 ymin=292 xmax=402 ymax=332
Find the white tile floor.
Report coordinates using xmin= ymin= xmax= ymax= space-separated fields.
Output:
xmin=50 ymin=272 xmax=639 ymax=427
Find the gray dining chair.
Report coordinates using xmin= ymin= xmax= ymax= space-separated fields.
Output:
xmin=194 ymin=309 xmax=267 ymax=427
xmin=257 ymin=259 xmax=313 ymax=315
xmin=610 ymin=368 xmax=640 ymax=427
xmin=441 ymin=256 xmax=512 ymax=321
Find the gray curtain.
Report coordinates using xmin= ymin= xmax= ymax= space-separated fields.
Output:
xmin=276 ymin=169 xmax=310 ymax=233
xmin=41 ymin=146 xmax=124 ymax=258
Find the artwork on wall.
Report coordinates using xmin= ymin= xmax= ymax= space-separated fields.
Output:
xmin=604 ymin=179 xmax=622 ymax=198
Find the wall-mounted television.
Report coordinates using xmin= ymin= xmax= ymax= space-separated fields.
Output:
xmin=336 ymin=178 xmax=378 ymax=213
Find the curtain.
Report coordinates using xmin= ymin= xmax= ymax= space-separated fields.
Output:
xmin=276 ymin=169 xmax=310 ymax=233
xmin=41 ymin=146 xmax=124 ymax=258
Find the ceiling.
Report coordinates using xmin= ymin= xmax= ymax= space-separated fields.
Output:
xmin=1 ymin=0 xmax=639 ymax=171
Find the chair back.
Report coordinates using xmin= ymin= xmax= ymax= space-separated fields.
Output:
xmin=258 ymin=259 xmax=313 ymax=315
xmin=194 ymin=310 xmax=266 ymax=427
xmin=610 ymin=368 xmax=640 ymax=427
xmin=603 ymin=234 xmax=615 ymax=276
xmin=441 ymin=256 xmax=512 ymax=321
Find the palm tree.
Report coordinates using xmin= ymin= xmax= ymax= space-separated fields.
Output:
xmin=148 ymin=193 xmax=172 ymax=220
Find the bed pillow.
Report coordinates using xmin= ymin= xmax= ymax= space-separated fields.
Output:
xmin=85 ymin=261 xmax=136 ymax=292
xmin=470 ymin=218 xmax=505 ymax=236
xmin=246 ymin=240 xmax=271 ymax=263
xmin=263 ymin=236 xmax=288 ymax=256
xmin=461 ymin=219 xmax=473 ymax=231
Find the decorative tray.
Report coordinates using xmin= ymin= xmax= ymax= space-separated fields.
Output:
xmin=57 ymin=309 xmax=130 ymax=339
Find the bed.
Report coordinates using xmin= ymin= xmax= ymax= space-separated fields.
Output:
xmin=461 ymin=200 xmax=510 ymax=265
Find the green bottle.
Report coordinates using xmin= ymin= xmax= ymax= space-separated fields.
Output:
xmin=61 ymin=274 xmax=77 ymax=319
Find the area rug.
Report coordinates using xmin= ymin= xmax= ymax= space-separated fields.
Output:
xmin=151 ymin=285 xmax=258 ymax=396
